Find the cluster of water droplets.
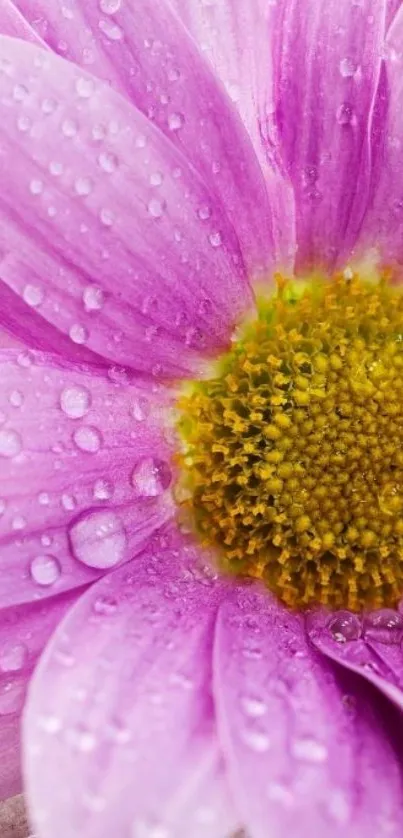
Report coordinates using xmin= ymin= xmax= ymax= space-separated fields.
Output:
xmin=327 ymin=607 xmax=403 ymax=645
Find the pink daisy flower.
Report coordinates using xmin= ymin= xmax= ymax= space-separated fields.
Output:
xmin=2 ymin=1 xmax=403 ymax=836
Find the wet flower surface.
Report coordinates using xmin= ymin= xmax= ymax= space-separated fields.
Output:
xmin=2 ymin=1 xmax=403 ymax=837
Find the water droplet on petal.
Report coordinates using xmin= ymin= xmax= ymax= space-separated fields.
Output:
xmin=131 ymin=457 xmax=171 ymax=497
xmin=30 ymin=555 xmax=61 ymax=586
xmin=9 ymin=390 xmax=24 ymax=408
xmin=0 ymin=429 xmax=21 ymax=458
xmin=99 ymin=0 xmax=122 ymax=12
xmin=168 ymin=112 xmax=184 ymax=131
xmin=73 ymin=425 xmax=102 ymax=453
xmin=74 ymin=176 xmax=93 ymax=196
xmin=69 ymin=324 xmax=89 ymax=344
xmin=328 ymin=611 xmax=361 ymax=642
xmin=49 ymin=160 xmax=64 ymax=176
xmin=62 ymin=493 xmax=76 ymax=511
xmin=62 ymin=118 xmax=78 ymax=137
xmin=29 ymin=179 xmax=43 ymax=196
xmin=100 ymin=208 xmax=115 ymax=227
xmin=148 ymin=198 xmax=166 ymax=218
xmin=69 ymin=510 xmax=127 ymax=568
xmin=291 ymin=737 xmax=328 ymax=763
xmin=241 ymin=726 xmax=271 ymax=752
xmin=82 ymin=284 xmax=105 ymax=312
xmin=75 ymin=77 xmax=95 ymax=98
xmin=98 ymin=151 xmax=118 ymax=173
xmin=60 ymin=385 xmax=91 ymax=419
xmin=0 ymin=643 xmax=27 ymax=673
xmin=208 ymin=231 xmax=222 ymax=248
xmin=339 ymin=57 xmax=358 ymax=78
xmin=240 ymin=695 xmax=267 ymax=718
xmin=22 ymin=284 xmax=44 ymax=307
xmin=13 ymin=83 xmax=28 ymax=102
xmin=336 ymin=102 xmax=354 ymax=125
xmin=197 ymin=204 xmax=211 ymax=221
xmin=38 ymin=714 xmax=62 ymax=734
xmin=93 ymin=478 xmax=113 ymax=500
xmin=362 ymin=608 xmax=403 ymax=644
xmin=149 ymin=171 xmax=163 ymax=187
xmin=93 ymin=595 xmax=118 ymax=615
xmin=98 ymin=18 xmax=124 ymax=40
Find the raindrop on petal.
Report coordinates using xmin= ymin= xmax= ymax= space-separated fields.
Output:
xmin=69 ymin=510 xmax=127 ymax=569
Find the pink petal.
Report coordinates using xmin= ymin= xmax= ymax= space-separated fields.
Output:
xmin=357 ymin=6 xmax=403 ymax=268
xmin=0 ymin=589 xmax=80 ymax=800
xmin=271 ymin=0 xmax=386 ymax=273
xmin=308 ymin=609 xmax=403 ymax=712
xmin=0 ymin=350 xmax=174 ymax=609
xmin=0 ymin=0 xmax=44 ymax=42
xmin=170 ymin=0 xmax=296 ymax=268
xmin=0 ymin=36 xmax=254 ymax=377
xmin=13 ymin=0 xmax=275 ymax=283
xmin=24 ymin=527 xmax=239 ymax=838
xmin=214 ymin=584 xmax=403 ymax=837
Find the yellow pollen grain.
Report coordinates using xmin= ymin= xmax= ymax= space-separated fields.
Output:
xmin=176 ymin=273 xmax=403 ymax=611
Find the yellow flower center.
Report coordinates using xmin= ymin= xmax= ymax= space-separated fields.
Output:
xmin=176 ymin=273 xmax=403 ymax=612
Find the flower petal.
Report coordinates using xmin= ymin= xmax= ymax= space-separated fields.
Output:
xmin=0 ymin=350 xmax=174 ymax=609
xmin=0 ymin=36 xmax=254 ymax=376
xmin=356 ymin=6 xmax=403 ymax=267
xmin=13 ymin=0 xmax=275 ymax=281
xmin=214 ymin=585 xmax=403 ymax=837
xmin=0 ymin=0 xmax=43 ymax=42
xmin=308 ymin=609 xmax=403 ymax=712
xmin=169 ymin=0 xmax=296 ymax=268
xmin=271 ymin=0 xmax=386 ymax=273
xmin=0 ymin=590 xmax=80 ymax=800
xmin=24 ymin=527 xmax=238 ymax=838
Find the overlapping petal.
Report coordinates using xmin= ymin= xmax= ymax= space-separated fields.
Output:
xmin=12 ymin=0 xmax=276 ymax=280
xmin=0 ymin=350 xmax=174 ymax=609
xmin=0 ymin=590 xmax=81 ymax=800
xmin=308 ymin=610 xmax=403 ymax=712
xmin=0 ymin=36 xmax=258 ymax=376
xmin=214 ymin=585 xmax=403 ymax=837
xmin=0 ymin=0 xmax=43 ymax=42
xmin=24 ymin=527 xmax=238 ymax=838
xmin=270 ymin=0 xmax=386 ymax=273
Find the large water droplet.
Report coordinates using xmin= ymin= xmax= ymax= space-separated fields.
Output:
xmin=83 ymin=284 xmax=105 ymax=312
xmin=23 ymin=284 xmax=44 ymax=307
xmin=73 ymin=425 xmax=102 ymax=453
xmin=362 ymin=608 xmax=403 ymax=644
xmin=30 ymin=555 xmax=61 ymax=587
xmin=60 ymin=385 xmax=91 ymax=419
xmin=69 ymin=323 xmax=89 ymax=344
xmin=0 ymin=429 xmax=22 ymax=458
xmin=131 ymin=457 xmax=171 ymax=497
xmin=328 ymin=611 xmax=361 ymax=642
xmin=69 ymin=510 xmax=127 ymax=568
xmin=0 ymin=643 xmax=27 ymax=673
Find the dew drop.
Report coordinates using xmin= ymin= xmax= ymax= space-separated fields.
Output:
xmin=328 ymin=611 xmax=361 ymax=642
xmin=98 ymin=19 xmax=124 ymax=40
xmin=74 ymin=176 xmax=93 ymax=196
xmin=149 ymin=171 xmax=163 ymax=187
xmin=336 ymin=102 xmax=354 ymax=125
xmin=100 ymin=207 xmax=115 ymax=227
xmin=291 ymin=737 xmax=328 ymax=763
xmin=13 ymin=83 xmax=28 ymax=102
xmin=93 ymin=595 xmax=118 ymax=615
xmin=69 ymin=323 xmax=89 ymax=344
xmin=60 ymin=385 xmax=91 ymax=419
xmin=362 ymin=608 xmax=403 ymax=644
xmin=75 ymin=77 xmax=95 ymax=98
xmin=240 ymin=695 xmax=267 ymax=718
xmin=197 ymin=204 xmax=212 ymax=221
xmin=99 ymin=0 xmax=122 ymax=12
xmin=339 ymin=57 xmax=358 ymax=78
xmin=241 ymin=727 xmax=271 ymax=753
xmin=130 ymin=397 xmax=149 ymax=422
xmin=62 ymin=493 xmax=77 ymax=511
xmin=131 ymin=457 xmax=171 ymax=497
xmin=148 ymin=198 xmax=166 ymax=219
xmin=0 ymin=643 xmax=27 ymax=673
xmin=30 ymin=555 xmax=61 ymax=587
xmin=9 ymin=390 xmax=24 ymax=408
xmin=73 ymin=425 xmax=102 ymax=453
xmin=42 ymin=97 xmax=58 ymax=114
xmin=208 ymin=231 xmax=222 ymax=247
xmin=0 ymin=429 xmax=21 ymax=458
xmin=98 ymin=150 xmax=118 ymax=173
xmin=83 ymin=284 xmax=105 ymax=312
xmin=62 ymin=118 xmax=78 ymax=137
xmin=23 ymin=284 xmax=44 ymax=307
xmin=12 ymin=515 xmax=26 ymax=531
xmin=93 ymin=478 xmax=113 ymax=500
xmin=69 ymin=509 xmax=127 ymax=569
xmin=168 ymin=112 xmax=184 ymax=131
xmin=49 ymin=160 xmax=64 ymax=176
xmin=38 ymin=491 xmax=50 ymax=506
xmin=29 ymin=179 xmax=43 ymax=196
